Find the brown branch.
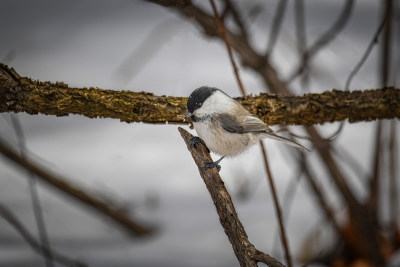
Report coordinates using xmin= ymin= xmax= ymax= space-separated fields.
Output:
xmin=0 ymin=137 xmax=152 ymax=237
xmin=178 ymin=127 xmax=285 ymax=267
xmin=1 ymin=63 xmax=399 ymax=126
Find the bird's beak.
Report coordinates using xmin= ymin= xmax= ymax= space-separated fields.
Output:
xmin=185 ymin=112 xmax=192 ymax=119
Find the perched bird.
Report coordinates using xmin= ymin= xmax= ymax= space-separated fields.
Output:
xmin=186 ymin=86 xmax=310 ymax=170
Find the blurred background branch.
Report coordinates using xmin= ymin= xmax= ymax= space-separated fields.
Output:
xmin=0 ymin=137 xmax=152 ymax=237
xmin=0 ymin=203 xmax=87 ymax=267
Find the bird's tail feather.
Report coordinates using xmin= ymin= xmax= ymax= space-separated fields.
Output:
xmin=262 ymin=132 xmax=310 ymax=152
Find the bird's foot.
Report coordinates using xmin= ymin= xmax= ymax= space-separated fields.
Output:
xmin=189 ymin=136 xmax=210 ymax=153
xmin=203 ymin=161 xmax=221 ymax=172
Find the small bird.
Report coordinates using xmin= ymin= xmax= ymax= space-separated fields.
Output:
xmin=186 ymin=86 xmax=310 ymax=170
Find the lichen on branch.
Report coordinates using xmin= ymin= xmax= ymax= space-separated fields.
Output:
xmin=1 ymin=63 xmax=399 ymax=125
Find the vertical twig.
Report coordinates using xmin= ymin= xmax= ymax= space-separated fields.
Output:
xmin=344 ymin=12 xmax=388 ymax=90
xmin=209 ymin=1 xmax=293 ymax=265
xmin=381 ymin=0 xmax=393 ymax=87
xmin=288 ymin=0 xmax=355 ymax=83
xmin=260 ymin=142 xmax=293 ymax=267
xmin=222 ymin=0 xmax=247 ymax=39
xmin=209 ymin=0 xmax=247 ymax=97
xmin=368 ymin=0 xmax=393 ymax=223
xmin=368 ymin=120 xmax=382 ymax=218
xmin=10 ymin=115 xmax=54 ymax=267
xmin=266 ymin=0 xmax=288 ymax=56
xmin=369 ymin=0 xmax=394 ymax=240
xmin=294 ymin=0 xmax=309 ymax=88
xmin=389 ymin=121 xmax=398 ymax=237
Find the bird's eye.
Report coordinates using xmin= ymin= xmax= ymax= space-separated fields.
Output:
xmin=197 ymin=102 xmax=202 ymax=108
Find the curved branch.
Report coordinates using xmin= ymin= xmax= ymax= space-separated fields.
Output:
xmin=178 ymin=127 xmax=285 ymax=267
xmin=1 ymin=64 xmax=399 ymax=126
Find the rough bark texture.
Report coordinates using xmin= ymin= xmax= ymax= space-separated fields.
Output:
xmin=1 ymin=63 xmax=399 ymax=125
xmin=178 ymin=127 xmax=285 ymax=267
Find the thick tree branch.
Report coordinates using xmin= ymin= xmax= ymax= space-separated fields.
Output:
xmin=178 ymin=127 xmax=285 ymax=267
xmin=1 ymin=64 xmax=399 ymax=126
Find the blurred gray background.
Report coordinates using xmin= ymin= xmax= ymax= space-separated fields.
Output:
xmin=0 ymin=0 xmax=399 ymax=266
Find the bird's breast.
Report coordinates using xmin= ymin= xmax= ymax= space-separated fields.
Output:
xmin=193 ymin=121 xmax=256 ymax=157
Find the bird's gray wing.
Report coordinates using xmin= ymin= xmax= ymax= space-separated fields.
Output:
xmin=214 ymin=114 xmax=310 ymax=151
xmin=213 ymin=113 xmax=245 ymax=134
xmin=242 ymin=116 xmax=274 ymax=133
xmin=214 ymin=114 xmax=273 ymax=134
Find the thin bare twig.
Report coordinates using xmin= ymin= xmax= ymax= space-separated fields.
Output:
xmin=10 ymin=115 xmax=54 ymax=267
xmin=368 ymin=121 xmax=383 ymax=218
xmin=271 ymin=148 xmax=305 ymax=258
xmin=209 ymin=0 xmax=246 ymax=97
xmin=324 ymin=1 xmax=390 ymax=144
xmin=368 ymin=0 xmax=394 ymax=225
xmin=389 ymin=121 xmax=398 ymax=233
xmin=260 ymin=142 xmax=292 ymax=267
xmin=222 ymin=0 xmax=248 ymax=39
xmin=345 ymin=10 xmax=388 ymax=90
xmin=321 ymin=122 xmax=345 ymax=142
xmin=332 ymin=144 xmax=368 ymax=184
xmin=0 ymin=203 xmax=87 ymax=267
xmin=288 ymin=0 xmax=355 ymax=83
xmin=294 ymin=0 xmax=310 ymax=89
xmin=381 ymin=0 xmax=393 ymax=87
xmin=266 ymin=0 xmax=288 ymax=56
xmin=298 ymin=153 xmax=342 ymax=235
xmin=294 ymin=0 xmax=306 ymax=56
xmin=114 ymin=18 xmax=178 ymax=85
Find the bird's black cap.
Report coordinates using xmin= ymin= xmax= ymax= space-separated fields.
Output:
xmin=187 ymin=86 xmax=218 ymax=113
